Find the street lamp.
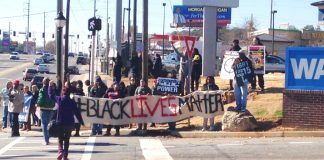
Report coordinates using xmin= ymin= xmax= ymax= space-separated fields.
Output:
xmin=162 ymin=3 xmax=166 ymax=58
xmin=55 ymin=11 xmax=66 ymax=87
xmin=272 ymin=10 xmax=277 ymax=55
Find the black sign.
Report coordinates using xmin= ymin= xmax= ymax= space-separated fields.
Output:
xmin=156 ymin=78 xmax=180 ymax=95
xmin=88 ymin=17 xmax=102 ymax=31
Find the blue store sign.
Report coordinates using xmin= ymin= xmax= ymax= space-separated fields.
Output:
xmin=286 ymin=47 xmax=324 ymax=90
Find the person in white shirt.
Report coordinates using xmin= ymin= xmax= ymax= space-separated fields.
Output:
xmin=0 ymin=81 xmax=13 ymax=129
xmin=173 ymin=7 xmax=186 ymax=24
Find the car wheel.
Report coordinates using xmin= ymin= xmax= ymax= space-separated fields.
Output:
xmin=46 ymin=71 xmax=49 ymax=74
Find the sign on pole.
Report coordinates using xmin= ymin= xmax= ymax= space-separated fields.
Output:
xmin=248 ymin=46 xmax=266 ymax=75
xmin=286 ymin=47 xmax=324 ymax=90
xmin=172 ymin=5 xmax=231 ymax=27
xmin=220 ymin=51 xmax=239 ymax=80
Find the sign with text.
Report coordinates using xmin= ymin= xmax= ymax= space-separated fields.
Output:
xmin=248 ymin=46 xmax=266 ymax=75
xmin=285 ymin=47 xmax=324 ymax=90
xmin=19 ymin=96 xmax=32 ymax=122
xmin=73 ymin=91 xmax=224 ymax=125
xmin=220 ymin=51 xmax=239 ymax=80
xmin=172 ymin=5 xmax=231 ymax=27
xmin=156 ymin=78 xmax=180 ymax=95
xmin=2 ymin=31 xmax=10 ymax=46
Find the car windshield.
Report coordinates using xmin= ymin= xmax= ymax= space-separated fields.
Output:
xmin=27 ymin=69 xmax=37 ymax=73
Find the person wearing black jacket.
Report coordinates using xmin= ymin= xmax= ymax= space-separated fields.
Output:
xmin=73 ymin=80 xmax=85 ymax=137
xmin=126 ymin=77 xmax=137 ymax=129
xmin=229 ymin=39 xmax=242 ymax=90
xmin=232 ymin=51 xmax=254 ymax=113
xmin=152 ymin=54 xmax=162 ymax=79
xmin=191 ymin=48 xmax=202 ymax=92
xmin=113 ymin=55 xmax=122 ymax=83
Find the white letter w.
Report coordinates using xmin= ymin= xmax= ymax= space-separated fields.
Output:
xmin=290 ymin=58 xmax=317 ymax=79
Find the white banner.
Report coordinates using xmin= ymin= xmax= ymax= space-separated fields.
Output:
xmin=73 ymin=91 xmax=224 ymax=125
xmin=220 ymin=51 xmax=239 ymax=80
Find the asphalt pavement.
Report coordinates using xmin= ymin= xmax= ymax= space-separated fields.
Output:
xmin=0 ymin=131 xmax=324 ymax=160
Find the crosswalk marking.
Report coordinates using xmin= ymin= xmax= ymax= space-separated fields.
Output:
xmin=0 ymin=137 xmax=25 ymax=155
xmin=81 ymin=136 xmax=96 ymax=160
xmin=140 ymin=139 xmax=173 ymax=160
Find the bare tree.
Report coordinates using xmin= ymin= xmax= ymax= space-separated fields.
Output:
xmin=45 ymin=41 xmax=55 ymax=54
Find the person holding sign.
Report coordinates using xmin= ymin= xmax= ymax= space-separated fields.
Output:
xmin=229 ymin=39 xmax=242 ymax=90
xmin=250 ymin=37 xmax=265 ymax=91
xmin=201 ymin=76 xmax=219 ymax=131
xmin=232 ymin=51 xmax=254 ymax=113
xmin=8 ymin=80 xmax=24 ymax=137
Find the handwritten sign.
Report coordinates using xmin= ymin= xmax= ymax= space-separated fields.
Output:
xmin=220 ymin=51 xmax=239 ymax=80
xmin=73 ymin=91 xmax=224 ymax=125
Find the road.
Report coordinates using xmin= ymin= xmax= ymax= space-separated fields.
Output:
xmin=0 ymin=134 xmax=323 ymax=160
xmin=0 ymin=53 xmax=89 ymax=123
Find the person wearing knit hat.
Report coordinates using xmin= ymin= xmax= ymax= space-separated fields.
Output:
xmin=8 ymin=79 xmax=24 ymax=137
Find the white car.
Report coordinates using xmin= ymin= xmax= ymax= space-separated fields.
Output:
xmin=265 ymin=55 xmax=285 ymax=73
xmin=37 ymin=64 xmax=50 ymax=73
xmin=43 ymin=53 xmax=55 ymax=61
xmin=34 ymin=58 xmax=44 ymax=65
xmin=9 ymin=55 xmax=20 ymax=60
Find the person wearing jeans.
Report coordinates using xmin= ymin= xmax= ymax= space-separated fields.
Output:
xmin=37 ymin=78 xmax=55 ymax=145
xmin=232 ymin=51 xmax=254 ymax=113
xmin=0 ymin=81 xmax=13 ymax=129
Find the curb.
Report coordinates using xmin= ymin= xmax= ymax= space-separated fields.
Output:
xmin=170 ymin=131 xmax=324 ymax=138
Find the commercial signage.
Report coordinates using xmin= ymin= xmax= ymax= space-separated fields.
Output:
xmin=285 ymin=47 xmax=324 ymax=90
xmin=172 ymin=5 xmax=231 ymax=27
xmin=2 ymin=31 xmax=10 ymax=46
xmin=318 ymin=9 xmax=324 ymax=25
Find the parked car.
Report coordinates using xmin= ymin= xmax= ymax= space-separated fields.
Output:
xmin=76 ymin=56 xmax=87 ymax=65
xmin=34 ymin=58 xmax=44 ymax=65
xmin=31 ymin=75 xmax=44 ymax=89
xmin=9 ymin=55 xmax=20 ymax=60
xmin=40 ymin=55 xmax=50 ymax=63
xmin=37 ymin=64 xmax=50 ymax=73
xmin=68 ymin=52 xmax=75 ymax=57
xmin=68 ymin=66 xmax=79 ymax=74
xmin=265 ymin=55 xmax=285 ymax=73
xmin=43 ymin=53 xmax=55 ymax=61
xmin=23 ymin=68 xmax=38 ymax=81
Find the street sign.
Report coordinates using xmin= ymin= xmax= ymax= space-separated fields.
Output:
xmin=88 ymin=17 xmax=102 ymax=31
xmin=172 ymin=5 xmax=231 ymax=27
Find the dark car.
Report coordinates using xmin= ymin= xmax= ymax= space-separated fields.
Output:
xmin=23 ymin=68 xmax=38 ymax=81
xmin=68 ymin=66 xmax=79 ymax=74
xmin=31 ymin=75 xmax=44 ymax=89
xmin=68 ymin=52 xmax=75 ymax=57
xmin=40 ymin=55 xmax=50 ymax=63
xmin=76 ymin=56 xmax=86 ymax=65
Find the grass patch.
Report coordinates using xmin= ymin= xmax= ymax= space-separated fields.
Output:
xmin=254 ymin=109 xmax=269 ymax=117
xmin=273 ymin=110 xmax=283 ymax=119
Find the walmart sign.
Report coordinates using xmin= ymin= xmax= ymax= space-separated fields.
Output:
xmin=286 ymin=47 xmax=324 ymax=90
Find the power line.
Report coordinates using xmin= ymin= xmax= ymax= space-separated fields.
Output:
xmin=0 ymin=10 xmax=56 ymax=20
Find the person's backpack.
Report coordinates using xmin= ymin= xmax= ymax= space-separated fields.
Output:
xmin=37 ymin=87 xmax=55 ymax=109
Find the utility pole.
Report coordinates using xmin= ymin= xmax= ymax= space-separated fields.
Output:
xmin=142 ymin=0 xmax=148 ymax=82
xmin=90 ymin=0 xmax=97 ymax=83
xmin=9 ymin=22 xmax=11 ymax=52
xmin=162 ymin=3 xmax=166 ymax=58
xmin=64 ymin=0 xmax=70 ymax=82
xmin=116 ymin=0 xmax=122 ymax=55
xmin=56 ymin=0 xmax=64 ymax=93
xmin=132 ymin=0 xmax=137 ymax=58
xmin=25 ymin=0 xmax=30 ymax=53
xmin=106 ymin=0 xmax=110 ymax=75
xmin=127 ymin=0 xmax=131 ymax=59
xmin=43 ymin=12 xmax=46 ymax=51
xmin=270 ymin=0 xmax=273 ymax=29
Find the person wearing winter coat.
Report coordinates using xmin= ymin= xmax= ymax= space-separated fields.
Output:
xmin=0 ymin=81 xmax=13 ymax=129
xmin=191 ymin=48 xmax=202 ymax=92
xmin=49 ymin=81 xmax=84 ymax=160
xmin=8 ymin=80 xmax=24 ymax=137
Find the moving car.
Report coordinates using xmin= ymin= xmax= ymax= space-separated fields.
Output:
xmin=31 ymin=75 xmax=44 ymax=89
xmin=37 ymin=64 xmax=50 ymax=73
xmin=43 ymin=53 xmax=55 ymax=61
xmin=34 ymin=58 xmax=44 ymax=65
xmin=40 ymin=55 xmax=50 ymax=63
xmin=76 ymin=56 xmax=87 ymax=65
xmin=265 ymin=55 xmax=285 ymax=73
xmin=68 ymin=52 xmax=75 ymax=57
xmin=23 ymin=68 xmax=38 ymax=81
xmin=9 ymin=55 xmax=20 ymax=60
xmin=68 ymin=66 xmax=79 ymax=74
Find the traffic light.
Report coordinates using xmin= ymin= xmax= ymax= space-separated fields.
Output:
xmin=13 ymin=31 xmax=16 ymax=36
xmin=77 ymin=34 xmax=79 ymax=39
xmin=52 ymin=34 xmax=54 ymax=38
xmin=42 ymin=33 xmax=45 ymax=38
xmin=0 ymin=29 xmax=2 ymax=35
xmin=29 ymin=32 xmax=31 ymax=37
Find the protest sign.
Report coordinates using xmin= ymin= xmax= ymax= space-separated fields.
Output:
xmin=19 ymin=95 xmax=32 ymax=122
xmin=155 ymin=78 xmax=180 ymax=95
xmin=220 ymin=51 xmax=239 ymax=80
xmin=248 ymin=45 xmax=266 ymax=74
xmin=73 ymin=91 xmax=224 ymax=125
xmin=233 ymin=60 xmax=253 ymax=86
